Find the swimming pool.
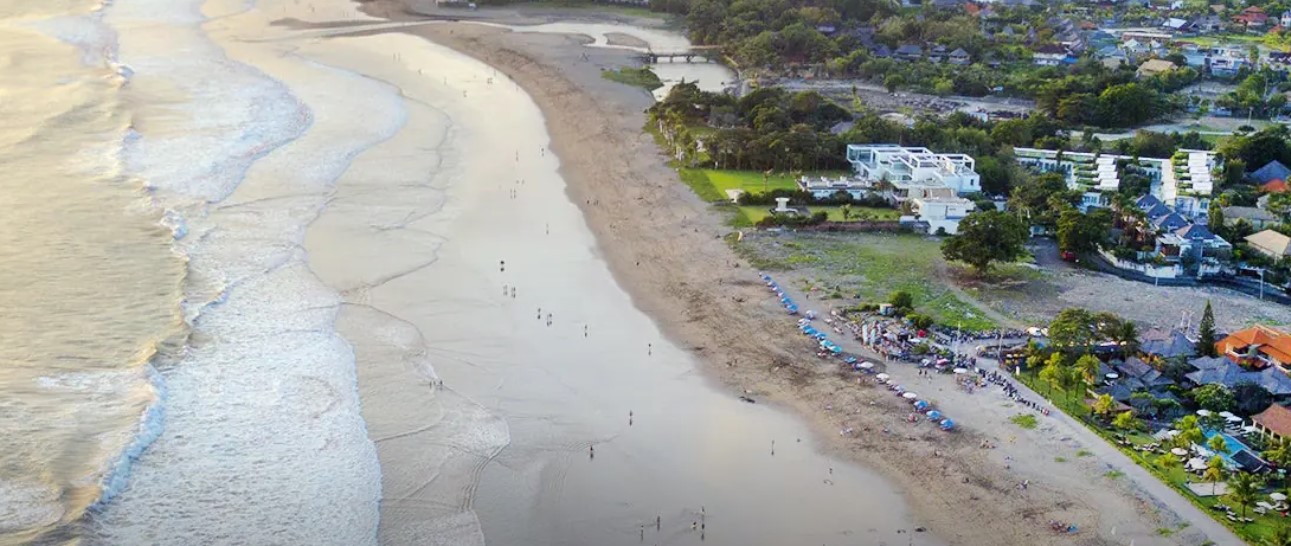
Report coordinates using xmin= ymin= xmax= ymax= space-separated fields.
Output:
xmin=1203 ymin=430 xmax=1252 ymax=468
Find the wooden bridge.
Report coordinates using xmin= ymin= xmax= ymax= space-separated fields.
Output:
xmin=639 ymin=46 xmax=723 ymax=63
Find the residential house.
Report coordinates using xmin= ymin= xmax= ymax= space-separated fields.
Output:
xmin=1244 ymin=229 xmax=1291 ymax=260
xmin=910 ymin=196 xmax=975 ymax=234
xmin=1115 ymin=357 xmax=1176 ymax=390
xmin=1282 ymin=10 xmax=1291 ymax=28
xmin=1217 ymin=325 xmax=1291 ymax=371
xmin=1137 ymin=58 xmax=1178 ymax=78
xmin=1196 ymin=14 xmax=1224 ymax=33
xmin=1163 ymin=17 xmax=1194 ymax=33
xmin=797 ymin=175 xmax=875 ymax=200
xmin=928 ymin=45 xmax=949 ymax=63
xmin=1156 ymin=223 xmax=1232 ymax=263
xmin=1252 ymin=160 xmax=1291 ymax=185
xmin=949 ymin=48 xmax=972 ymax=65
xmin=895 ymin=44 xmax=923 ymax=62
xmin=1140 ymin=328 xmax=1196 ymax=360
xmin=1233 ymin=6 xmax=1269 ymax=28
xmin=869 ymin=44 xmax=892 ymax=59
xmin=1252 ymin=403 xmax=1291 ymax=441
xmin=1097 ymin=45 xmax=1129 ymax=69
xmin=1187 ymin=356 xmax=1291 ymax=399
xmin=845 ymin=144 xmax=982 ymax=195
xmin=1032 ymin=44 xmax=1073 ymax=66
xmin=1208 ymin=56 xmax=1246 ymax=79
xmin=1263 ymin=179 xmax=1288 ymax=193
xmin=1222 ymin=206 xmax=1278 ymax=230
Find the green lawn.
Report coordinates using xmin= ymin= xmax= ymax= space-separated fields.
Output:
xmin=1016 ymin=370 xmax=1286 ymax=544
xmin=735 ymin=205 xmax=900 ymax=225
xmin=702 ymin=169 xmax=806 ymax=194
xmin=742 ymin=233 xmax=997 ymax=331
xmin=679 ymin=168 xmax=852 ymax=202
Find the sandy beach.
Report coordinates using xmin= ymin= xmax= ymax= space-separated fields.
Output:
xmin=351 ymin=2 xmax=1238 ymax=545
xmin=3 ymin=0 xmax=1243 ymax=543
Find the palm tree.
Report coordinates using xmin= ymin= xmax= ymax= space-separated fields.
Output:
xmin=1228 ymin=471 xmax=1264 ymax=520
xmin=1208 ymin=434 xmax=1230 ymax=458
xmin=1116 ymin=321 xmax=1140 ymax=356
xmin=1092 ymin=393 xmax=1116 ymax=421
xmin=1155 ymin=453 xmax=1180 ymax=471
xmin=1075 ymin=354 xmax=1102 ymax=388
xmin=1204 ymin=456 xmax=1227 ymax=496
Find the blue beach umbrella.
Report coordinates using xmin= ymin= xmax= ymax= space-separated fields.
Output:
xmin=830 ymin=345 xmax=842 ymax=354
xmin=914 ymin=400 xmax=930 ymax=411
xmin=787 ymin=305 xmax=799 ymax=314
xmin=927 ymin=410 xmax=942 ymax=420
xmin=940 ymin=419 xmax=955 ymax=430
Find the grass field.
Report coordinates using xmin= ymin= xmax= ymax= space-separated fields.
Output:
xmin=742 ymin=233 xmax=997 ymax=330
xmin=734 ymin=205 xmax=900 ymax=226
xmin=601 ymin=67 xmax=664 ymax=91
xmin=680 ymin=168 xmax=850 ymax=201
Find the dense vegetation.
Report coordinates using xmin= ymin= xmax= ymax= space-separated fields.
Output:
xmin=644 ymin=0 xmax=1191 ymax=126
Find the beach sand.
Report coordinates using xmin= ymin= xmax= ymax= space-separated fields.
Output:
xmin=350 ymin=3 xmax=1231 ymax=545
xmin=299 ymin=13 xmax=938 ymax=546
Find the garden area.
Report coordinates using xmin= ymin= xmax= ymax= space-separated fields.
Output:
xmin=1015 ymin=365 xmax=1291 ymax=544
xmin=736 ymin=232 xmax=1002 ymax=331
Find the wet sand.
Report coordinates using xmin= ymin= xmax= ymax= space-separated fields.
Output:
xmin=350 ymin=3 xmax=1229 ymax=545
xmin=296 ymin=13 xmax=939 ymax=546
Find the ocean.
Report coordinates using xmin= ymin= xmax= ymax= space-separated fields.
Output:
xmin=0 ymin=1 xmax=183 ymax=543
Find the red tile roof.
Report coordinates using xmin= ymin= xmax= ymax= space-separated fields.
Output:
xmin=1254 ymin=404 xmax=1291 ymax=437
xmin=1263 ymin=179 xmax=1288 ymax=193
xmin=1219 ymin=325 xmax=1291 ymax=367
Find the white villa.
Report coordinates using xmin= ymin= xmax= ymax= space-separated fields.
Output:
xmin=797 ymin=175 xmax=875 ymax=200
xmin=845 ymin=144 xmax=981 ymax=195
xmin=912 ymin=196 xmax=976 ymax=234
xmin=1012 ymin=148 xmax=1220 ymax=217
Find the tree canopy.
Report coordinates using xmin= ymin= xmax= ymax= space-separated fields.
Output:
xmin=941 ymin=210 xmax=1027 ymax=275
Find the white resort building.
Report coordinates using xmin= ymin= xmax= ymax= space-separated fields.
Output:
xmin=845 ymin=144 xmax=982 ymax=195
xmin=1012 ymin=148 xmax=1220 ymax=217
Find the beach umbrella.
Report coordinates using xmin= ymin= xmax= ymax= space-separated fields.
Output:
xmin=1273 ymin=493 xmax=1288 ymax=502
xmin=913 ymin=400 xmax=930 ymax=410
xmin=876 ymin=373 xmax=890 ymax=381
xmin=761 ymin=274 xmax=771 ymax=281
xmin=1196 ymin=409 xmax=1212 ymax=417
xmin=953 ymin=367 xmax=968 ymax=374
xmin=830 ymin=345 xmax=842 ymax=354
xmin=1219 ymin=411 xmax=1236 ymax=419
xmin=786 ymin=305 xmax=798 ymax=315
xmin=903 ymin=392 xmax=919 ymax=400
xmin=816 ymin=333 xmax=828 ymax=340
xmin=1171 ymin=447 xmax=1188 ymax=456
xmin=1104 ymin=373 xmax=1119 ymax=381
xmin=1226 ymin=415 xmax=1242 ymax=423
xmin=859 ymin=361 xmax=874 ymax=369
xmin=939 ymin=419 xmax=955 ymax=430
xmin=780 ymin=296 xmax=791 ymax=304
xmin=927 ymin=410 xmax=942 ymax=420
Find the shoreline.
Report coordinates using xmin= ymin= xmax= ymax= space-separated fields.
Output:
xmin=351 ymin=3 xmax=1233 ymax=545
